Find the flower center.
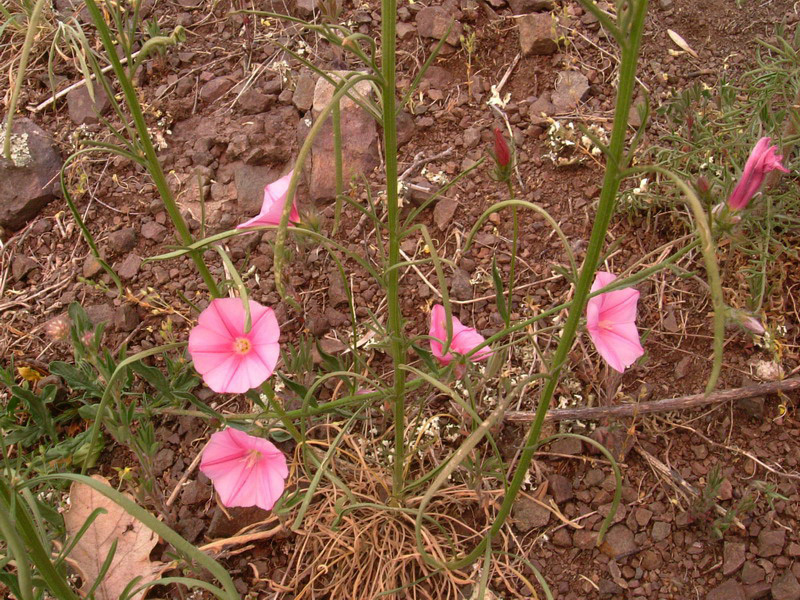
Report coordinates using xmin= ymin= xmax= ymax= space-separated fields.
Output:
xmin=233 ymin=337 xmax=252 ymax=355
xmin=598 ymin=320 xmax=614 ymax=331
xmin=244 ymin=449 xmax=262 ymax=468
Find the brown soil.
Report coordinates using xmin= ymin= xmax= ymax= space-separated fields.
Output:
xmin=1 ymin=0 xmax=799 ymax=598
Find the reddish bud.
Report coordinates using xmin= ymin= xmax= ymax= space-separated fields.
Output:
xmin=493 ymin=128 xmax=511 ymax=168
xmin=695 ymin=175 xmax=710 ymax=195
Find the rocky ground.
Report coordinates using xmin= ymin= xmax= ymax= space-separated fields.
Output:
xmin=2 ymin=0 xmax=800 ymax=598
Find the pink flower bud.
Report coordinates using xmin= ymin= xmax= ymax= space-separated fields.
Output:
xmin=493 ymin=128 xmax=511 ymax=168
xmin=695 ymin=175 xmax=710 ymax=195
xmin=45 ymin=315 xmax=71 ymax=341
xmin=728 ymin=137 xmax=789 ymax=210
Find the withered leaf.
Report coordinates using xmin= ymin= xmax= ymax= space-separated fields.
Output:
xmin=64 ymin=475 xmax=168 ymax=600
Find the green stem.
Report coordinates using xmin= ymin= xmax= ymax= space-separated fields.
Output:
xmin=506 ymin=179 xmax=517 ymax=328
xmin=3 ymin=0 xmax=47 ymax=161
xmin=81 ymin=0 xmax=220 ymax=298
xmin=332 ymin=100 xmax=344 ymax=235
xmin=446 ymin=0 xmax=649 ymax=569
xmin=380 ymin=0 xmax=405 ymax=499
xmin=0 ymin=505 xmax=34 ymax=600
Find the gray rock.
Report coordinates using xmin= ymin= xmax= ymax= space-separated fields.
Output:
xmin=547 ymin=473 xmax=574 ymax=504
xmin=722 ymin=542 xmax=746 ymax=576
xmin=397 ymin=22 xmax=416 ymax=40
xmin=141 ymin=221 xmax=167 ymax=242
xmin=772 ymin=572 xmax=800 ymax=600
xmin=772 ymin=571 xmax=800 ymax=600
xmin=234 ymin=163 xmax=286 ymax=217
xmin=518 ymin=13 xmax=559 ymax=56
xmin=756 ymin=528 xmax=785 ymax=557
xmin=421 ymin=65 xmax=455 ymax=89
xmin=463 ymin=127 xmax=481 ymax=149
xmin=508 ymin=0 xmax=554 ymax=13
xmin=107 ymin=228 xmax=137 ymax=254
xmin=743 ymin=582 xmax=771 ymax=600
xmin=67 ymin=85 xmax=110 ymax=125
xmin=416 ymin=6 xmax=462 ymax=46
xmin=741 ymin=561 xmax=765 ymax=585
xmin=113 ymin=304 xmax=139 ymax=332
xmin=528 ymin=93 xmax=556 ymax=124
xmin=397 ymin=110 xmax=416 ymax=146
xmin=600 ymin=524 xmax=636 ymax=558
xmin=512 ymin=497 xmax=551 ymax=531
xmin=292 ymin=71 xmax=317 ymax=112
xmin=651 ymin=521 xmax=671 ymax=542
xmin=551 ymin=71 xmax=590 ymax=112
xmin=450 ymin=268 xmax=473 ymax=301
xmin=238 ymin=89 xmax=273 ymax=115
xmin=200 ymin=77 xmax=235 ymax=103
xmin=707 ymin=579 xmax=746 ymax=600
xmin=327 ymin=270 xmax=350 ymax=307
xmin=307 ymin=73 xmax=379 ymax=201
xmin=293 ymin=0 xmax=317 ymax=19
xmin=116 ymin=254 xmax=142 ymax=280
xmin=11 ymin=255 xmax=38 ymax=281
xmin=550 ymin=436 xmax=582 ymax=455
xmin=86 ymin=303 xmax=114 ymax=328
xmin=0 ymin=118 xmax=63 ymax=230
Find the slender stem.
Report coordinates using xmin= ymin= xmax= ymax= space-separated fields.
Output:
xmin=81 ymin=0 xmax=220 ymax=298
xmin=506 ymin=179 xmax=517 ymax=328
xmin=3 ymin=0 xmax=47 ymax=161
xmin=0 ymin=505 xmax=34 ymax=600
xmin=332 ymin=100 xmax=344 ymax=234
xmin=380 ymin=0 xmax=405 ymax=499
xmin=448 ymin=0 xmax=649 ymax=568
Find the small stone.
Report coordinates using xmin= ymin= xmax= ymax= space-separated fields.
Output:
xmin=737 ymin=395 xmax=765 ymax=418
xmin=707 ymin=579 xmax=746 ymax=600
xmin=508 ymin=0 xmax=554 ymax=13
xmin=416 ymin=6 xmax=462 ymax=46
xmin=552 ymin=528 xmax=571 ymax=547
xmin=675 ymin=355 xmax=693 ymax=379
xmin=141 ymin=221 xmax=167 ymax=242
xmin=396 ymin=111 xmax=416 ymax=146
xmin=743 ymin=582 xmax=771 ymax=600
xmin=0 ymin=118 xmax=63 ymax=230
xmin=600 ymin=524 xmax=636 ymax=558
xmin=512 ymin=497 xmax=551 ymax=531
xmin=518 ymin=13 xmax=559 ymax=56
xmin=528 ymin=93 xmax=556 ymax=124
xmin=433 ymin=198 xmax=458 ymax=230
xmin=547 ymin=474 xmax=573 ymax=504
xmin=82 ymin=255 xmax=103 ymax=279
xmin=657 ymin=0 xmax=673 ymax=9
xmin=200 ymin=76 xmax=235 ymax=103
xmin=450 ymin=268 xmax=473 ymax=301
xmin=238 ymin=89 xmax=273 ymax=114
xmin=292 ymin=71 xmax=317 ymax=112
xmin=67 ymin=85 xmax=110 ymax=125
xmin=634 ymin=508 xmax=653 ymax=528
xmin=234 ymin=163 xmax=285 ymax=217
xmin=463 ymin=127 xmax=481 ymax=148
xmin=651 ymin=521 xmax=671 ymax=542
xmin=117 ymin=254 xmax=142 ymax=280
xmin=598 ymin=579 xmax=623 ymax=597
xmin=328 ymin=270 xmax=350 ymax=307
xmin=757 ymin=529 xmax=785 ymax=557
xmin=741 ymin=561 xmax=765 ymax=585
xmin=397 ymin=22 xmax=416 ymax=40
xmin=11 ymin=255 xmax=38 ymax=281
xmin=551 ymin=71 xmax=590 ymax=113
xmin=772 ymin=572 xmax=800 ymax=600
xmin=640 ymin=549 xmax=662 ymax=570
xmin=107 ymin=228 xmax=137 ymax=254
xmin=717 ymin=478 xmax=733 ymax=501
xmin=294 ymin=0 xmax=317 ymax=19
xmin=113 ymin=304 xmax=139 ymax=332
xmin=722 ymin=542 xmax=746 ymax=576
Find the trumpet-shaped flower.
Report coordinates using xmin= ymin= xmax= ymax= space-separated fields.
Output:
xmin=200 ymin=428 xmax=288 ymax=511
xmin=237 ymin=170 xmax=300 ymax=228
xmin=586 ymin=272 xmax=644 ymax=373
xmin=429 ymin=304 xmax=492 ymax=367
xmin=188 ymin=298 xmax=280 ymax=394
xmin=727 ymin=137 xmax=789 ymax=210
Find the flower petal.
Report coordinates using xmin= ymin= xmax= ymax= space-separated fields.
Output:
xmin=597 ymin=287 xmax=640 ymax=324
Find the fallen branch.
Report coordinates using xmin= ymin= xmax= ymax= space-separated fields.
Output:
xmin=505 ymin=377 xmax=800 ymax=423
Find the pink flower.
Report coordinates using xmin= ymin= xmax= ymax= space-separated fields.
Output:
xmin=429 ymin=304 xmax=492 ymax=367
xmin=237 ymin=170 xmax=300 ymax=228
xmin=200 ymin=428 xmax=288 ymax=511
xmin=727 ymin=137 xmax=789 ymax=210
xmin=188 ymin=298 xmax=280 ymax=394
xmin=586 ymin=272 xmax=644 ymax=373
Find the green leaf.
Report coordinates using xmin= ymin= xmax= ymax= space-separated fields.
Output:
xmin=491 ymin=257 xmax=509 ymax=323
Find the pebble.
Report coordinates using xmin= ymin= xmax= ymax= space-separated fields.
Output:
xmin=707 ymin=579 xmax=746 ymax=600
xmin=757 ymin=529 xmax=785 ymax=557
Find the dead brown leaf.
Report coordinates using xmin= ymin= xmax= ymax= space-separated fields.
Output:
xmin=64 ymin=475 xmax=168 ymax=600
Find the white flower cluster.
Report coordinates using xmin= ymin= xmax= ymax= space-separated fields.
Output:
xmin=544 ymin=120 xmax=606 ymax=167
